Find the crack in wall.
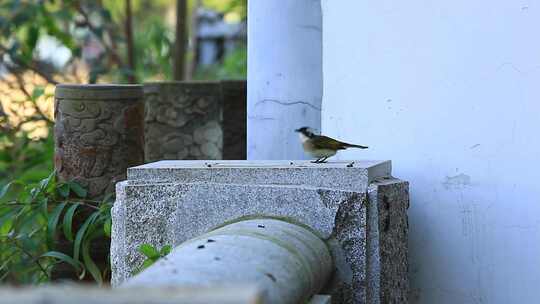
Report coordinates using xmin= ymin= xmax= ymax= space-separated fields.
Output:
xmin=248 ymin=115 xmax=277 ymax=121
xmin=297 ymin=24 xmax=322 ymax=32
xmin=257 ymin=98 xmax=322 ymax=111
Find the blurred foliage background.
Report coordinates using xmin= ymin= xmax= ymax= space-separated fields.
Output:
xmin=0 ymin=0 xmax=246 ymax=284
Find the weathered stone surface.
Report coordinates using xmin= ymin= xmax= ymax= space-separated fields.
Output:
xmin=54 ymin=84 xmax=145 ymax=199
xmin=111 ymin=160 xmax=408 ymax=304
xmin=111 ymin=182 xmax=365 ymax=286
xmin=143 ymin=81 xmax=247 ymax=162
xmin=325 ymin=177 xmax=409 ymax=304
xmin=127 ymin=160 xmax=391 ymax=192
xmin=368 ymin=178 xmax=409 ymax=304
xmin=124 ymin=219 xmax=333 ymax=304
xmin=200 ymin=142 xmax=220 ymax=159
xmin=54 ymin=84 xmax=145 ymax=281
xmin=0 ymin=285 xmax=263 ymax=304
xmin=143 ymin=82 xmax=222 ymax=162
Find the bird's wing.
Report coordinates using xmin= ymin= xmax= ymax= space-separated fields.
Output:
xmin=310 ymin=135 xmax=348 ymax=150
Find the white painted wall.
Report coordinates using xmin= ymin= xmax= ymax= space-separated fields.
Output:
xmin=321 ymin=1 xmax=540 ymax=303
xmin=247 ymin=0 xmax=322 ymax=160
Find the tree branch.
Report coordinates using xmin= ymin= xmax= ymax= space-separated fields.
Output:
xmin=186 ymin=0 xmax=201 ymax=80
xmin=73 ymin=3 xmax=124 ymax=67
xmin=125 ymin=0 xmax=137 ymax=83
xmin=12 ymin=72 xmax=54 ymax=125
xmin=0 ymin=45 xmax=59 ymax=85
xmin=0 ymin=237 xmax=50 ymax=280
xmin=173 ymin=0 xmax=188 ymax=80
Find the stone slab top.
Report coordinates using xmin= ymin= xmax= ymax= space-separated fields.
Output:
xmin=55 ymin=84 xmax=143 ymax=100
xmin=143 ymin=81 xmax=221 ymax=94
xmin=127 ymin=160 xmax=391 ymax=192
xmin=144 ymin=80 xmax=221 ymax=85
xmin=131 ymin=159 xmax=389 ymax=169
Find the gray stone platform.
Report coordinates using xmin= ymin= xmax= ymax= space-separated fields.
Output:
xmin=127 ymin=160 xmax=391 ymax=192
xmin=111 ymin=160 xmax=408 ymax=303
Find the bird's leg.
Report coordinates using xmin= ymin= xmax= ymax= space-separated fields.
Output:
xmin=311 ymin=158 xmax=321 ymax=163
xmin=319 ymin=157 xmax=329 ymax=163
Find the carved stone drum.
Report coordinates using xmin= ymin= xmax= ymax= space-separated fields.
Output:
xmin=143 ymin=81 xmax=223 ymax=162
xmin=54 ymin=84 xmax=144 ymax=199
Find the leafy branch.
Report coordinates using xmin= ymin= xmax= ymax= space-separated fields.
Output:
xmin=71 ymin=2 xmax=125 ymax=67
xmin=0 ymin=172 xmax=113 ymax=284
xmin=0 ymin=45 xmax=59 ymax=85
xmin=134 ymin=244 xmax=172 ymax=274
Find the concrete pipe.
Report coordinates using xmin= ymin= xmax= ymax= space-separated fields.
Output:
xmin=123 ymin=219 xmax=333 ymax=304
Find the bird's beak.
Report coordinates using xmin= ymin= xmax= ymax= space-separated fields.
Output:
xmin=294 ymin=128 xmax=301 ymax=132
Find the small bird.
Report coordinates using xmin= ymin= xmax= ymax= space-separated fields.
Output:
xmin=295 ymin=127 xmax=368 ymax=163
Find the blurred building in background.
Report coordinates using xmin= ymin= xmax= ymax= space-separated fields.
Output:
xmin=196 ymin=8 xmax=246 ymax=67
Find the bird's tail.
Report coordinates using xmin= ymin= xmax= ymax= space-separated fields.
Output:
xmin=343 ymin=143 xmax=368 ymax=149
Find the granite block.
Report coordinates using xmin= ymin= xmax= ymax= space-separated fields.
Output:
xmin=111 ymin=160 xmax=408 ymax=303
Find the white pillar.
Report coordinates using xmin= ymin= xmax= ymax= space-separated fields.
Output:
xmin=247 ymin=0 xmax=322 ymax=160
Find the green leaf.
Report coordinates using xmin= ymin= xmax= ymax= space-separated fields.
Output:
xmin=99 ymin=8 xmax=112 ymax=22
xmin=99 ymin=202 xmax=112 ymax=215
xmin=82 ymin=240 xmax=102 ymax=285
xmin=31 ymin=86 xmax=45 ymax=102
xmin=138 ymin=244 xmax=159 ymax=259
xmin=62 ymin=203 xmax=80 ymax=241
xmin=29 ymin=187 xmax=39 ymax=200
xmin=0 ymin=252 xmax=16 ymax=271
xmin=41 ymin=251 xmax=85 ymax=279
xmin=139 ymin=259 xmax=155 ymax=272
xmin=0 ymin=182 xmax=13 ymax=200
xmin=57 ymin=183 xmax=70 ymax=198
xmin=26 ymin=25 xmax=39 ymax=52
xmin=100 ymin=192 xmax=114 ymax=204
xmin=34 ymin=171 xmax=55 ymax=198
xmin=73 ymin=212 xmax=99 ymax=261
xmin=159 ymin=245 xmax=172 ymax=256
xmin=68 ymin=182 xmax=87 ymax=198
xmin=103 ymin=218 xmax=111 ymax=238
xmin=53 ymin=9 xmax=73 ymax=22
xmin=47 ymin=202 xmax=67 ymax=246
xmin=0 ymin=209 xmax=18 ymax=231
xmin=41 ymin=171 xmax=55 ymax=190
xmin=38 ymin=197 xmax=49 ymax=217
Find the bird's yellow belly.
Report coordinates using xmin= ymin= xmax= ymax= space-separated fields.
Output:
xmin=307 ymin=149 xmax=337 ymax=158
